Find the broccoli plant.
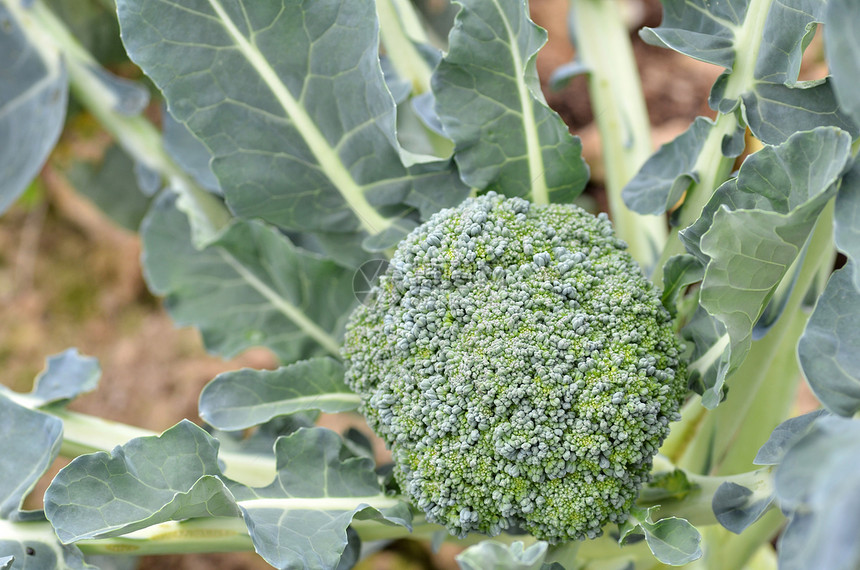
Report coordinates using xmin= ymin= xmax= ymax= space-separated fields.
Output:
xmin=0 ymin=0 xmax=859 ymax=569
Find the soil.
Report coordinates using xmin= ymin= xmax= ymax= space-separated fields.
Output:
xmin=0 ymin=1 xmax=819 ymax=568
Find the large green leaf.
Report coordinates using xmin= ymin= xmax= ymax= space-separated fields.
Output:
xmin=623 ymin=117 xmax=732 ymax=216
xmin=46 ymin=424 xmax=409 ymax=569
xmin=432 ymin=0 xmax=587 ymax=204
xmin=199 ymin=357 xmax=359 ymax=431
xmin=681 ymin=128 xmax=851 ymax=373
xmin=754 ymin=410 xmax=826 ymax=466
xmin=681 ymin=306 xmax=731 ymax=408
xmin=0 ymin=0 xmax=68 ymax=214
xmin=639 ymin=0 xmax=747 ymax=68
xmin=161 ymin=111 xmax=221 ymax=195
xmin=0 ymin=393 xmax=93 ymax=569
xmin=660 ymin=254 xmax=705 ymax=315
xmin=142 ymin=193 xmax=354 ymax=362
xmin=797 ymin=264 xmax=860 ymax=417
xmin=739 ymin=78 xmax=857 ymax=145
xmin=712 ymin=478 xmax=774 ymax=534
xmin=643 ymin=0 xmax=858 ymax=144
xmin=116 ymin=0 xmax=460 ymax=238
xmin=44 ymin=421 xmax=241 ymax=543
xmin=619 ymin=506 xmax=702 ymax=566
xmin=0 ymin=398 xmax=62 ymax=519
xmin=825 ymin=0 xmax=860 ymax=124
xmin=69 ymin=145 xmax=156 ymax=232
xmin=0 ymin=520 xmax=95 ymax=570
xmin=232 ymin=428 xmax=410 ymax=569
xmin=774 ymin=415 xmax=860 ymax=570
xmin=834 ymin=161 xmax=860 ymax=289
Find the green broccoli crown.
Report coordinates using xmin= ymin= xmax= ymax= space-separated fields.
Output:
xmin=342 ymin=193 xmax=686 ymax=542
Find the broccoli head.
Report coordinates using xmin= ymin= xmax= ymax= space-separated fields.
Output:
xmin=342 ymin=193 xmax=687 ymax=542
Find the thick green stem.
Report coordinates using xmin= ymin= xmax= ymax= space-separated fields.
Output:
xmin=377 ymin=0 xmax=433 ymax=94
xmin=659 ymin=396 xmax=709 ymax=465
xmin=76 ymin=518 xmax=255 ymax=556
xmin=696 ymin=509 xmax=784 ymax=570
xmin=652 ymin=114 xmax=738 ymax=287
xmin=568 ymin=0 xmax=666 ymax=271
xmin=653 ymin=0 xmax=775 ymax=286
xmin=77 ymin=507 xmax=435 ymax=556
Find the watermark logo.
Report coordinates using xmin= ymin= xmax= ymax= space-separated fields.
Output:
xmin=353 ymin=259 xmax=390 ymax=306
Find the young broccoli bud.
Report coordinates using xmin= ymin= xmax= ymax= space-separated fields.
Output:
xmin=342 ymin=192 xmax=687 ymax=543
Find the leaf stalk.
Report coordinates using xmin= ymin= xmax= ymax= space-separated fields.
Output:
xmin=568 ymin=0 xmax=667 ymax=270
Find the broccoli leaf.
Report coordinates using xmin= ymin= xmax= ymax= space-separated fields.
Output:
xmin=774 ymin=415 xmax=860 ymax=570
xmin=623 ymin=117 xmax=731 ymax=216
xmin=639 ymin=0 xmax=743 ymax=68
xmin=739 ymin=79 xmax=857 ymax=145
xmin=45 ymin=422 xmax=408 ymax=568
xmin=682 ymin=127 xmax=851 ymax=376
xmin=682 ymin=298 xmax=731 ymax=407
xmin=797 ymin=263 xmax=860 ymax=417
xmin=0 ymin=349 xmax=100 ymax=410
xmin=68 ymin=144 xmax=156 ymax=232
xmin=199 ymin=357 xmax=359 ymax=431
xmin=0 ymin=392 xmax=93 ymax=569
xmin=116 ymin=0 xmax=460 ymax=241
xmin=754 ymin=410 xmax=828 ymax=466
xmin=639 ymin=517 xmax=702 ymax=566
xmin=825 ymin=0 xmax=860 ymax=124
xmin=620 ymin=506 xmax=702 ymax=566
xmin=433 ymin=0 xmax=588 ymax=204
xmin=161 ymin=111 xmax=221 ymax=195
xmin=643 ymin=0 xmax=858 ymax=144
xmin=44 ymin=421 xmax=241 ymax=543
xmin=0 ymin=0 xmax=68 ymax=215
xmin=834 ymin=160 xmax=860 ymax=289
xmin=0 ymin=398 xmax=62 ymax=519
xmin=712 ymin=476 xmax=775 ymax=534
xmin=456 ymin=541 xmax=552 ymax=570
xmin=142 ymin=192 xmax=354 ymax=362
xmin=0 ymin=526 xmax=94 ymax=570
xmin=231 ymin=428 xmax=411 ymax=569
xmin=661 ymin=254 xmax=705 ymax=315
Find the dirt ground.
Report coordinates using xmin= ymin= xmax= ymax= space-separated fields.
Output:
xmin=0 ymin=1 xmax=821 ymax=568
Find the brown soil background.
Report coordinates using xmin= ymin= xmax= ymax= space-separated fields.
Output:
xmin=0 ymin=1 xmax=824 ymax=568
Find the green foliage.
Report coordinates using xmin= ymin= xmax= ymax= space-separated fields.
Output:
xmin=620 ymin=506 xmax=702 ymax=566
xmin=0 ymin=1 xmax=67 ymax=214
xmin=199 ymin=358 xmax=358 ymax=431
xmin=456 ymin=541 xmax=557 ymax=570
xmin=2 ymin=0 xmax=860 ymax=567
xmin=433 ymin=0 xmax=588 ymax=204
xmin=342 ymin=193 xmax=687 ymax=542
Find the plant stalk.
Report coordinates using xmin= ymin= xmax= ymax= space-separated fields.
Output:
xmin=651 ymin=114 xmax=738 ymax=286
xmin=377 ymin=0 xmax=434 ymax=94
xmin=568 ymin=0 xmax=667 ymax=271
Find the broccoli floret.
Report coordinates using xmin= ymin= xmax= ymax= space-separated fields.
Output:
xmin=342 ymin=192 xmax=686 ymax=543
